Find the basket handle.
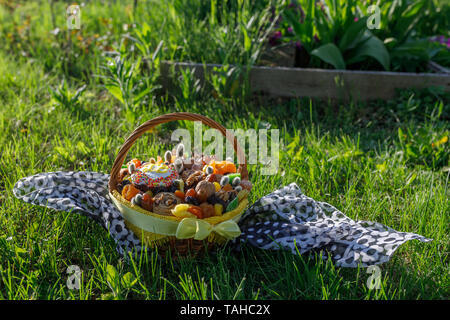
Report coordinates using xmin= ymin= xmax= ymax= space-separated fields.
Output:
xmin=108 ymin=112 xmax=249 ymax=192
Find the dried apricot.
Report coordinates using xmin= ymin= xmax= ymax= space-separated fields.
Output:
xmin=185 ymin=188 xmax=197 ymax=198
xmin=122 ymin=184 xmax=140 ymax=201
xmin=187 ymin=206 xmax=204 ymax=219
xmin=174 ymin=190 xmax=185 ymax=199
xmin=127 ymin=158 xmax=141 ymax=168
xmin=199 ymin=203 xmax=215 ymax=218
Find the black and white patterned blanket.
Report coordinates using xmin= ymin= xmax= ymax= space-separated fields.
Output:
xmin=12 ymin=171 xmax=432 ymax=267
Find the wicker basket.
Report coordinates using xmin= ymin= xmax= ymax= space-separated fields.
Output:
xmin=108 ymin=112 xmax=250 ymax=257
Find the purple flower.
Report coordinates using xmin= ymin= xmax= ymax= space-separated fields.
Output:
xmin=354 ymin=17 xmax=359 ymax=22
xmin=288 ymin=27 xmax=293 ymax=34
xmin=269 ymin=30 xmax=282 ymax=46
xmin=295 ymin=41 xmax=302 ymax=49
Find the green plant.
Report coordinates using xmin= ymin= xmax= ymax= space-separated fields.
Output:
xmin=100 ymin=51 xmax=154 ymax=123
xmin=397 ymin=116 xmax=449 ymax=169
xmin=281 ymin=0 xmax=390 ymax=70
xmin=49 ymin=79 xmax=86 ymax=114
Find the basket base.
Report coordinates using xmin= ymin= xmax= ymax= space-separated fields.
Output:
xmin=156 ymin=238 xmax=218 ymax=259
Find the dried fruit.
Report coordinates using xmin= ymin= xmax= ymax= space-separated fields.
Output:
xmin=206 ymin=173 xmax=217 ymax=183
xmin=213 ymin=182 xmax=221 ymax=192
xmin=199 ymin=203 xmax=215 ymax=218
xmin=122 ymin=184 xmax=140 ymax=201
xmin=171 ymin=204 xmax=196 ymax=219
xmin=174 ymin=190 xmax=185 ymax=199
xmin=181 ymin=169 xmax=195 ymax=182
xmin=226 ymin=197 xmax=239 ymax=212
xmin=127 ymin=158 xmax=141 ymax=168
xmin=185 ymin=170 xmax=205 ymax=188
xmin=185 ymin=196 xmax=200 ymax=206
xmin=187 ymin=205 xmax=204 ymax=219
xmin=214 ymin=204 xmax=223 ymax=216
xmin=185 ymin=188 xmax=197 ymax=198
xmin=144 ymin=190 xmax=153 ymax=197
xmin=141 ymin=193 xmax=154 ymax=211
xmin=209 ymin=160 xmax=237 ymax=175
xmin=134 ymin=183 xmax=149 ymax=193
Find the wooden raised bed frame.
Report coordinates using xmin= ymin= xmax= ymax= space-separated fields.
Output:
xmin=160 ymin=61 xmax=450 ymax=102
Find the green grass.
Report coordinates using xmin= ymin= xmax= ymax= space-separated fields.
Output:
xmin=0 ymin=0 xmax=449 ymax=300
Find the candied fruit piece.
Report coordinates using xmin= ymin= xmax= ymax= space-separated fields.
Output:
xmin=171 ymin=204 xmax=196 ymax=218
xmin=214 ymin=204 xmax=223 ymax=216
xmin=174 ymin=190 xmax=185 ymax=199
xmin=122 ymin=184 xmax=140 ymax=201
xmin=187 ymin=206 xmax=204 ymax=219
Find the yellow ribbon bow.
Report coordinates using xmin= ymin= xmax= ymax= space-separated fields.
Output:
xmin=175 ymin=218 xmax=241 ymax=240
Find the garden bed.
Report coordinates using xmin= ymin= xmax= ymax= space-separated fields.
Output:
xmin=160 ymin=61 xmax=450 ymax=102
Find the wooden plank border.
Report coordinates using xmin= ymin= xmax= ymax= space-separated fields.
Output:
xmin=160 ymin=61 xmax=450 ymax=101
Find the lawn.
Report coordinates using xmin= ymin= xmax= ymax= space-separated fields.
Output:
xmin=0 ymin=0 xmax=448 ymax=300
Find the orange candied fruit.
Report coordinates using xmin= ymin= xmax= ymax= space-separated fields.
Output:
xmin=185 ymin=188 xmax=197 ymax=198
xmin=187 ymin=206 xmax=204 ymax=219
xmin=208 ymin=160 xmax=236 ymax=175
xmin=122 ymin=184 xmax=140 ymax=201
xmin=174 ymin=190 xmax=185 ymax=199
xmin=127 ymin=158 xmax=142 ymax=168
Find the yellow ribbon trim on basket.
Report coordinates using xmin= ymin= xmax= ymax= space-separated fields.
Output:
xmin=175 ymin=218 xmax=241 ymax=240
xmin=109 ymin=190 xmax=248 ymax=241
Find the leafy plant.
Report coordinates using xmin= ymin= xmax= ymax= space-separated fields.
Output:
xmin=49 ymin=79 xmax=86 ymax=113
xmin=396 ymin=101 xmax=449 ymax=169
xmin=281 ymin=0 xmax=390 ymax=70
xmin=375 ymin=0 xmax=450 ymax=71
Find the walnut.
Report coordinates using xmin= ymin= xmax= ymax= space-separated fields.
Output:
xmin=153 ymin=192 xmax=180 ymax=215
xmin=195 ymin=180 xmax=216 ymax=203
